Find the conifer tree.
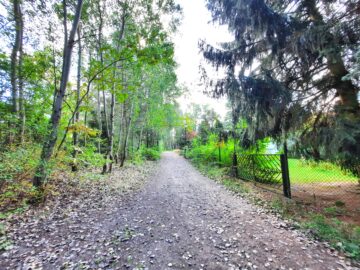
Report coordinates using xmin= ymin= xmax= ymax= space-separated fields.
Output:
xmin=201 ymin=0 xmax=360 ymax=171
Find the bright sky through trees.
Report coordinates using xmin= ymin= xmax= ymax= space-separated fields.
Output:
xmin=173 ymin=0 xmax=233 ymax=118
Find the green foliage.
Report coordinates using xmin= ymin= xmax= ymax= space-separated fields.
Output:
xmin=304 ymin=215 xmax=360 ymax=259
xmin=140 ymin=147 xmax=161 ymax=161
xmin=0 ymin=0 xmax=183 ymax=188
xmin=323 ymin=207 xmax=345 ymax=217
xmin=0 ymin=144 xmax=40 ymax=184
xmin=76 ymin=145 xmax=106 ymax=168
xmin=186 ymin=132 xmax=270 ymax=169
xmin=130 ymin=151 xmax=144 ymax=165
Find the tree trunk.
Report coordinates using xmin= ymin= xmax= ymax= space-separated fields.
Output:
xmin=304 ymin=0 xmax=359 ymax=115
xmin=97 ymin=87 xmax=102 ymax=153
xmin=137 ymin=126 xmax=144 ymax=150
xmin=105 ymin=12 xmax=126 ymax=173
xmin=10 ymin=0 xmax=23 ymax=144
xmin=108 ymin=92 xmax=115 ymax=173
xmin=72 ymin=26 xmax=82 ymax=172
xmin=19 ymin=44 xmax=25 ymax=144
xmin=115 ymin=102 xmax=124 ymax=164
xmin=120 ymin=100 xmax=134 ymax=167
xmin=96 ymin=1 xmax=111 ymax=174
xmin=18 ymin=1 xmax=25 ymax=144
xmin=84 ymin=110 xmax=87 ymax=146
xmin=33 ymin=0 xmax=83 ymax=188
xmin=304 ymin=0 xmax=360 ymax=166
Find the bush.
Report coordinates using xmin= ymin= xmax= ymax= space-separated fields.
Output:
xmin=141 ymin=147 xmax=161 ymax=161
xmin=130 ymin=151 xmax=144 ymax=165
xmin=75 ymin=145 xmax=106 ymax=168
xmin=186 ymin=135 xmax=237 ymax=167
xmin=0 ymin=144 xmax=41 ymax=189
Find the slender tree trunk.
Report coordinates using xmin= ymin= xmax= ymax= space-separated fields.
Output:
xmin=84 ymin=110 xmax=87 ymax=146
xmin=19 ymin=44 xmax=25 ymax=144
xmin=97 ymin=88 xmax=102 ymax=153
xmin=120 ymin=100 xmax=134 ymax=167
xmin=72 ymin=26 xmax=82 ymax=172
xmin=33 ymin=0 xmax=83 ymax=188
xmin=17 ymin=2 xmax=25 ymax=144
xmin=115 ymin=102 xmax=124 ymax=164
xmin=108 ymin=92 xmax=115 ymax=172
xmin=10 ymin=0 xmax=23 ymax=144
xmin=146 ymin=130 xmax=149 ymax=148
xmin=137 ymin=126 xmax=143 ymax=150
xmin=96 ymin=1 xmax=111 ymax=174
xmin=106 ymin=12 xmax=126 ymax=173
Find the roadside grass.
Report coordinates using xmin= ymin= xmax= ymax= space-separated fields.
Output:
xmin=288 ymin=159 xmax=358 ymax=184
xmin=186 ymin=156 xmax=360 ymax=261
xmin=303 ymin=215 xmax=360 ymax=258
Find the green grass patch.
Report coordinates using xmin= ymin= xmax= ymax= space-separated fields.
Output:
xmin=288 ymin=159 xmax=358 ymax=184
xmin=303 ymin=215 xmax=360 ymax=259
xmin=323 ymin=206 xmax=346 ymax=217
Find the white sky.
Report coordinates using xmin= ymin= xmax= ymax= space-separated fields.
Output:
xmin=173 ymin=0 xmax=233 ymax=119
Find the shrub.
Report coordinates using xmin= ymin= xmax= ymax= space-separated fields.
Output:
xmin=0 ymin=144 xmax=41 ymax=190
xmin=141 ymin=147 xmax=161 ymax=161
xmin=129 ymin=150 xmax=144 ymax=165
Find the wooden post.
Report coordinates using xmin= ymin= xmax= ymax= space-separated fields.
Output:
xmin=280 ymin=154 xmax=291 ymax=198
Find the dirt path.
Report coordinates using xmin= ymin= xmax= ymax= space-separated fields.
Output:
xmin=0 ymin=152 xmax=356 ymax=269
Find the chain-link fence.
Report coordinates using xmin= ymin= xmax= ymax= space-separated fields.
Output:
xmin=237 ymin=154 xmax=282 ymax=184
xmin=183 ymin=147 xmax=359 ymax=211
xmin=236 ymin=154 xmax=359 ymax=211
xmin=287 ymin=158 xmax=359 ymax=210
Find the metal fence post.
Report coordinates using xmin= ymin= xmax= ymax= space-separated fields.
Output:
xmin=280 ymin=154 xmax=291 ymax=198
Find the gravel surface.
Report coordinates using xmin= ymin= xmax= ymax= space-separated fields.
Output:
xmin=0 ymin=152 xmax=357 ymax=270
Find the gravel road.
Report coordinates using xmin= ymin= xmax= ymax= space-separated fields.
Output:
xmin=0 ymin=152 xmax=357 ymax=270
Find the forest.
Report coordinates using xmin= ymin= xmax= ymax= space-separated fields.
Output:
xmin=0 ymin=0 xmax=184 ymax=201
xmin=0 ymin=0 xmax=360 ymax=268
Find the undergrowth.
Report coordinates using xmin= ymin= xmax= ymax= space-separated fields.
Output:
xmin=0 ymin=144 xmax=162 ymax=218
xmin=140 ymin=147 xmax=161 ymax=161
